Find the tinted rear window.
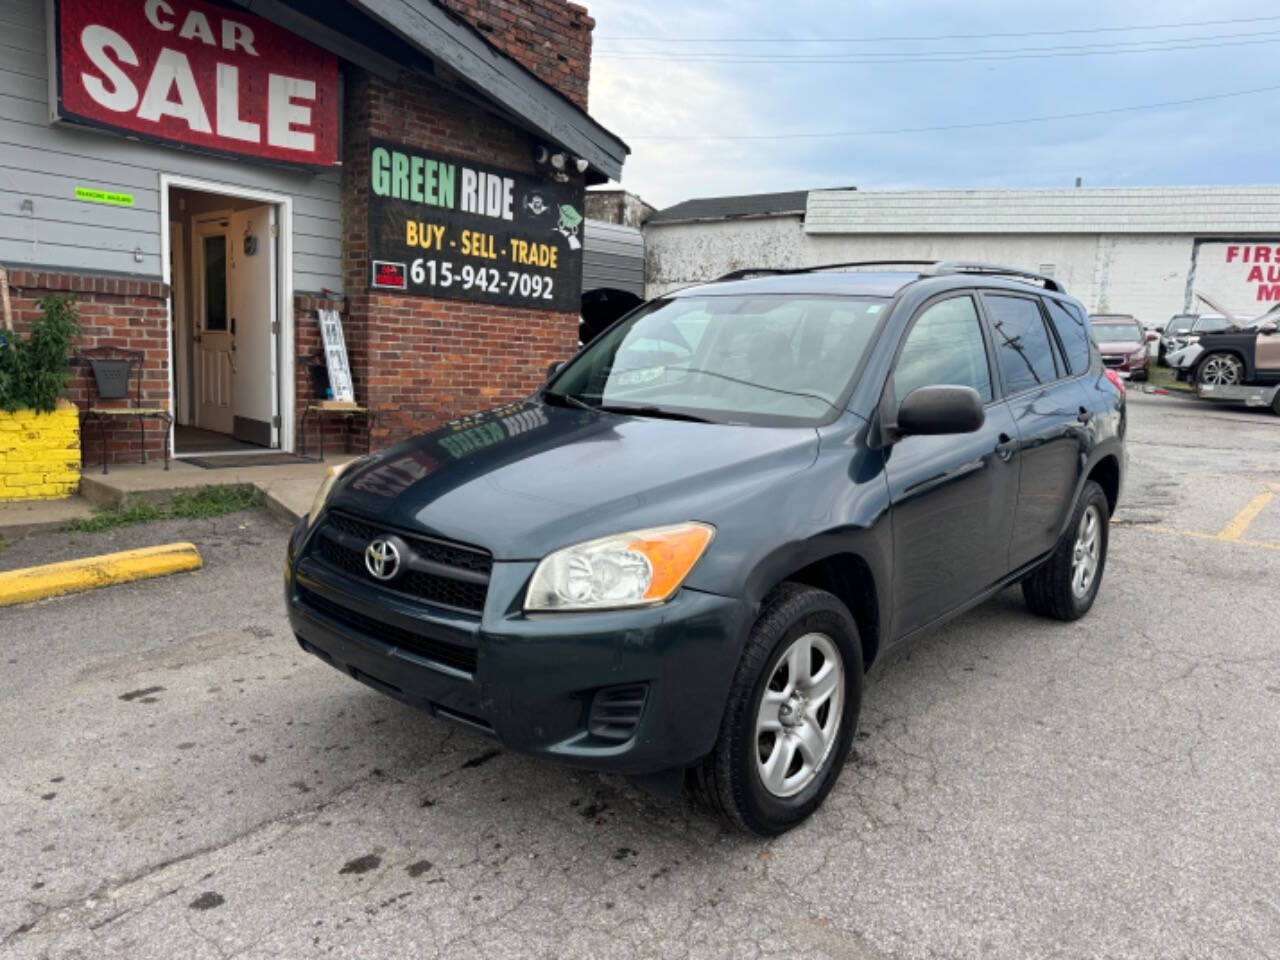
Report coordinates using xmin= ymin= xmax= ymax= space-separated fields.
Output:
xmin=985 ymin=294 xmax=1059 ymax=393
xmin=1045 ymin=299 xmax=1091 ymax=374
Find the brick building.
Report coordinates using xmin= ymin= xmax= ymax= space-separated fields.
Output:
xmin=1 ymin=0 xmax=626 ymax=462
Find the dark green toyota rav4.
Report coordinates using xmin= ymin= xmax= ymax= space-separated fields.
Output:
xmin=286 ymin=261 xmax=1126 ymax=834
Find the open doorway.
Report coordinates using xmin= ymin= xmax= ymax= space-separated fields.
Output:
xmin=165 ymin=180 xmax=292 ymax=456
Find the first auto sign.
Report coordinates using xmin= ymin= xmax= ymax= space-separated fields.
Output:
xmin=52 ymin=0 xmax=339 ymax=167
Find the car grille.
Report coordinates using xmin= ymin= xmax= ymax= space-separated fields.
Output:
xmin=311 ymin=511 xmax=492 ymax=615
xmin=297 ymin=586 xmax=479 ymax=675
xmin=1102 ymin=355 xmax=1125 ymax=368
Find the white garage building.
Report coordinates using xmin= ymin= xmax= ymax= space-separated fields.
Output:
xmin=643 ymin=186 xmax=1280 ymax=325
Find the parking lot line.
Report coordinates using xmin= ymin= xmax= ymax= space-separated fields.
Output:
xmin=1140 ymin=525 xmax=1280 ymax=553
xmin=1217 ymin=490 xmax=1276 ymax=542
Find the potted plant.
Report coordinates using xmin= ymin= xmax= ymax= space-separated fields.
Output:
xmin=0 ymin=294 xmax=82 ymax=501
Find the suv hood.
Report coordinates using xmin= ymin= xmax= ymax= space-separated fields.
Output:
xmin=326 ymin=399 xmax=819 ymax=560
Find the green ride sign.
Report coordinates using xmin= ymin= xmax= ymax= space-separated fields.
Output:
xmin=367 ymin=138 xmax=584 ymax=312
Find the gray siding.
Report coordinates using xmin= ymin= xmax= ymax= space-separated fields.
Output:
xmin=0 ymin=0 xmax=343 ymax=292
xmin=582 ymin=219 xmax=643 ymax=296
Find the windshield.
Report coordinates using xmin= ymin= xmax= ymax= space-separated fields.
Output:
xmin=1193 ymin=315 xmax=1229 ymax=333
xmin=1166 ymin=315 xmax=1195 ymax=333
xmin=545 ymin=294 xmax=887 ymax=425
xmin=1091 ymin=322 xmax=1142 ymax=342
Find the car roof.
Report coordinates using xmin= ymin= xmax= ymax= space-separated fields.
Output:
xmin=1090 ymin=314 xmax=1137 ymax=321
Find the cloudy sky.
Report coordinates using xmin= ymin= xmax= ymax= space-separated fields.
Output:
xmin=583 ymin=1 xmax=1279 ymax=209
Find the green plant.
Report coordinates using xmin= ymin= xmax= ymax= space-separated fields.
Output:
xmin=167 ymin=485 xmax=263 ymax=519
xmin=0 ymin=294 xmax=80 ymax=413
xmin=63 ymin=485 xmax=264 ymax=533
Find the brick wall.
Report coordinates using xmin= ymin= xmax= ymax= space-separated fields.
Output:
xmin=4 ymin=269 xmax=170 ymax=466
xmin=436 ymin=0 xmax=593 ymax=109
xmin=0 ymin=404 xmax=80 ymax=501
xmin=342 ymin=70 xmax=581 ymax=449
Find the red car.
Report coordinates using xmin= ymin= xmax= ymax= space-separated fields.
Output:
xmin=1090 ymin=314 xmax=1149 ymax=381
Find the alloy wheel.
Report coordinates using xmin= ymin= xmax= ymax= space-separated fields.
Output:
xmin=1199 ymin=355 xmax=1242 ymax=386
xmin=754 ymin=632 xmax=844 ymax=797
xmin=1071 ymin=504 xmax=1101 ymax=599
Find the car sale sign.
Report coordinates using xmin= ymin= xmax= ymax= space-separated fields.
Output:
xmin=52 ymin=0 xmax=339 ymax=167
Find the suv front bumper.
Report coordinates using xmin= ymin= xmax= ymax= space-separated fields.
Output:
xmin=284 ymin=518 xmax=749 ymax=775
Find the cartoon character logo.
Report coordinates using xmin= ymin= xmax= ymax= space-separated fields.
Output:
xmin=555 ymin=204 xmax=583 ymax=250
xmin=523 ymin=193 xmax=550 ymax=216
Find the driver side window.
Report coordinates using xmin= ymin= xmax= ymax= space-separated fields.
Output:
xmin=894 ymin=296 xmax=994 ymax=404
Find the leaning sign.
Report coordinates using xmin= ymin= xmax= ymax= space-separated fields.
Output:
xmin=50 ymin=0 xmax=340 ymax=168
xmin=368 ymin=138 xmax=585 ymax=312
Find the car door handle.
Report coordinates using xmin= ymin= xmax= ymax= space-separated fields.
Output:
xmin=1076 ymin=407 xmax=1093 ymax=424
xmin=995 ymin=433 xmax=1018 ymax=461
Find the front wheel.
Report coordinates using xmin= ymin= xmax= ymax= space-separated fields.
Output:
xmin=690 ymin=583 xmax=862 ymax=835
xmin=1022 ymin=480 xmax=1110 ymax=621
xmin=1197 ymin=352 xmax=1243 ymax=387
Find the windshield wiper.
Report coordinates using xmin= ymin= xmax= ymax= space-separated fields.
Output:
xmin=596 ymin=403 xmax=716 ymax=423
xmin=541 ymin=390 xmax=597 ymax=412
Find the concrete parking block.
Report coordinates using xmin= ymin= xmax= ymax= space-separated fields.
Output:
xmin=0 ymin=541 xmax=202 ymax=606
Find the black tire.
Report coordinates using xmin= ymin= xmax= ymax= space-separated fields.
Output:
xmin=1272 ymin=389 xmax=1280 ymax=417
xmin=689 ymin=583 xmax=863 ymax=835
xmin=1195 ymin=352 xmax=1243 ymax=388
xmin=1022 ymin=480 xmax=1110 ymax=621
xmin=1132 ymin=370 xmax=1148 ymax=382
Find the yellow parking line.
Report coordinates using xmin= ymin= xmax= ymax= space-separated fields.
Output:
xmin=1123 ymin=524 xmax=1280 ymax=553
xmin=0 ymin=542 xmax=202 ymax=607
xmin=1217 ymin=490 xmax=1275 ymax=542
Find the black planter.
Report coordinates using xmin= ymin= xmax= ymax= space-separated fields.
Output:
xmin=308 ymin=362 xmax=330 ymax=399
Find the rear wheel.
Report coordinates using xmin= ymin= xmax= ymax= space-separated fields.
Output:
xmin=1022 ymin=481 xmax=1110 ymax=621
xmin=1196 ymin=352 xmax=1243 ymax=387
xmin=690 ymin=583 xmax=862 ymax=835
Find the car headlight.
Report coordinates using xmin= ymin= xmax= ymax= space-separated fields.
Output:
xmin=525 ymin=522 xmax=715 ymax=612
xmin=307 ymin=457 xmax=364 ymax=527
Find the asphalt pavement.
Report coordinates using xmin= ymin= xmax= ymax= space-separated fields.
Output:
xmin=2 ymin=392 xmax=1278 ymax=959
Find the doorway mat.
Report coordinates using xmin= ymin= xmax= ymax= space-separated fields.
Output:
xmin=183 ymin=453 xmax=313 ymax=469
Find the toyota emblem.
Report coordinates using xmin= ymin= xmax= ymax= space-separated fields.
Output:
xmin=364 ymin=538 xmax=401 ymax=580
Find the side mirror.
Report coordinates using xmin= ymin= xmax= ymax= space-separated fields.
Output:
xmin=897 ymin=385 xmax=985 ymax=436
xmin=545 ymin=360 xmax=565 ymax=379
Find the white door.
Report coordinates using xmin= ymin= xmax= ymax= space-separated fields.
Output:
xmin=229 ymin=205 xmax=279 ymax=447
xmin=195 ymin=226 xmax=234 ymax=434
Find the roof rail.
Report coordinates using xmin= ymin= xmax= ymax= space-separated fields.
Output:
xmin=715 ymin=260 xmax=941 ymax=282
xmin=929 ymin=261 xmax=1062 ymax=292
xmin=713 ymin=259 xmax=1064 ymax=292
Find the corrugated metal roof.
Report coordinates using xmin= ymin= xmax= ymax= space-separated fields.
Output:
xmin=647 ymin=189 xmax=817 ymax=225
xmin=805 ymin=186 xmax=1280 ymax=234
xmin=583 ymin=219 xmax=644 ymax=296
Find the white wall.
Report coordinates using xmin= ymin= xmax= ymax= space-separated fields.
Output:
xmin=645 ymin=217 xmax=1210 ymax=326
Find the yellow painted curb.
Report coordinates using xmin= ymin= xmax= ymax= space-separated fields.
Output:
xmin=0 ymin=542 xmax=203 ymax=607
